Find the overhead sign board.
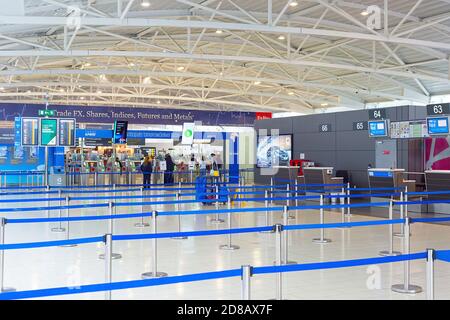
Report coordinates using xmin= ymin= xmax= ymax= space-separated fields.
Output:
xmin=40 ymin=118 xmax=58 ymax=146
xmin=58 ymin=118 xmax=76 ymax=147
xmin=38 ymin=109 xmax=56 ymax=117
xmin=113 ymin=120 xmax=128 ymax=144
xmin=181 ymin=122 xmax=195 ymax=145
xmin=21 ymin=117 xmax=39 ymax=146
xmin=368 ymin=108 xmax=387 ymax=120
xmin=427 ymin=103 xmax=450 ymax=116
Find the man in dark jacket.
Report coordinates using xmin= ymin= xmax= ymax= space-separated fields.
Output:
xmin=164 ymin=154 xmax=175 ymax=185
xmin=140 ymin=156 xmax=153 ymax=189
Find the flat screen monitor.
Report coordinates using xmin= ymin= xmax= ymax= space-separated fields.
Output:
xmin=113 ymin=120 xmax=128 ymax=144
xmin=369 ymin=120 xmax=388 ymax=137
xmin=256 ymin=134 xmax=292 ymax=168
xmin=427 ymin=117 xmax=449 ymax=135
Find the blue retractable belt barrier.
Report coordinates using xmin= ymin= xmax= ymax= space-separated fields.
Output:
xmin=0 ymin=236 xmax=103 ymax=251
xmin=284 ymin=219 xmax=405 ymax=231
xmin=252 ymin=252 xmax=427 ymax=275
xmin=0 ymin=268 xmax=242 ymax=300
xmin=436 ymin=250 xmax=450 ymax=263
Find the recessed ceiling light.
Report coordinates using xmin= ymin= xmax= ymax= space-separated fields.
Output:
xmin=288 ymin=91 xmax=295 ymax=95
xmin=97 ymin=90 xmax=102 ymax=94
xmin=143 ymin=76 xmax=152 ymax=84
xmin=80 ymin=96 xmax=85 ymax=100
xmin=177 ymin=66 xmax=185 ymax=71
xmin=321 ymin=103 xmax=329 ymax=106
xmin=289 ymin=1 xmax=298 ymax=7
xmin=27 ymin=90 xmax=31 ymax=93
xmin=216 ymin=29 xmax=223 ymax=34
xmin=278 ymin=35 xmax=286 ymax=40
xmin=84 ymin=62 xmax=91 ymax=67
xmin=59 ymin=88 xmax=65 ymax=92
xmin=254 ymin=81 xmax=261 ymax=85
xmin=0 ymin=87 xmax=4 ymax=90
xmin=141 ymin=0 xmax=150 ymax=7
xmin=157 ymin=100 xmax=161 ymax=104
xmin=129 ymin=62 xmax=135 ymax=67
xmin=361 ymin=11 xmax=369 ymax=16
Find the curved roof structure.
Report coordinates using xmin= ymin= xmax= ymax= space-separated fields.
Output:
xmin=0 ymin=0 xmax=449 ymax=114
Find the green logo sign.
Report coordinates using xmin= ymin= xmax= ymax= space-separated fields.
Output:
xmin=38 ymin=109 xmax=56 ymax=117
xmin=184 ymin=129 xmax=193 ymax=138
xmin=40 ymin=118 xmax=58 ymax=146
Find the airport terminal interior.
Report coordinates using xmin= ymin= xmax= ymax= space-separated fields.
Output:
xmin=1 ymin=0 xmax=450 ymax=302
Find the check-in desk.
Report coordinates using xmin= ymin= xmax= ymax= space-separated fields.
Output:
xmin=425 ymin=170 xmax=450 ymax=214
xmin=302 ymin=167 xmax=344 ymax=203
xmin=368 ymin=169 xmax=416 ymax=198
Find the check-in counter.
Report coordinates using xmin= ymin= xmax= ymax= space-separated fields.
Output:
xmin=303 ymin=167 xmax=344 ymax=193
xmin=425 ymin=170 xmax=450 ymax=200
xmin=368 ymin=168 xmax=417 ymax=201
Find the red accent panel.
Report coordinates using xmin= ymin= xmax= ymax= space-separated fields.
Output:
xmin=256 ymin=112 xmax=272 ymax=120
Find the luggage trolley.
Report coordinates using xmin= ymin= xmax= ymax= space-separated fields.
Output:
xmin=195 ymin=175 xmax=229 ymax=205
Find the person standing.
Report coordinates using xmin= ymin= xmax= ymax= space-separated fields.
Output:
xmin=140 ymin=156 xmax=153 ymax=189
xmin=164 ymin=154 xmax=175 ymax=185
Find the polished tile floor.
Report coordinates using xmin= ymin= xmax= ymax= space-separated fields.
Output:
xmin=1 ymin=187 xmax=450 ymax=300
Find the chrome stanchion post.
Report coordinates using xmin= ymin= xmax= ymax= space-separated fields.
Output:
xmin=135 ymin=187 xmax=149 ymax=228
xmin=52 ymin=189 xmax=65 ymax=232
xmin=260 ymin=190 xmax=274 ymax=233
xmin=270 ymin=178 xmax=274 ymax=205
xmin=312 ymin=195 xmax=331 ymax=243
xmin=46 ymin=185 xmax=50 ymax=218
xmin=391 ymin=217 xmax=422 ymax=294
xmin=426 ymin=248 xmax=435 ymax=300
xmin=379 ymin=199 xmax=401 ymax=256
xmin=286 ymin=184 xmax=295 ymax=220
xmin=281 ymin=206 xmax=296 ymax=264
xmin=99 ymin=202 xmax=122 ymax=260
xmin=346 ymin=183 xmax=351 ymax=222
xmin=104 ymin=233 xmax=112 ymax=300
xmin=0 ymin=218 xmax=15 ymax=293
xmin=142 ymin=211 xmax=168 ymax=278
xmin=394 ymin=191 xmax=405 ymax=238
xmin=211 ymin=184 xmax=224 ymax=224
xmin=340 ymin=187 xmax=345 ymax=224
xmin=219 ymin=196 xmax=240 ymax=250
xmin=60 ymin=196 xmax=77 ymax=247
xmin=275 ymin=224 xmax=283 ymax=300
xmin=241 ymin=265 xmax=252 ymax=300
xmin=172 ymin=193 xmax=187 ymax=240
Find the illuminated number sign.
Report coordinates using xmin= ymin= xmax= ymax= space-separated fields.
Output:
xmin=368 ymin=109 xmax=386 ymax=120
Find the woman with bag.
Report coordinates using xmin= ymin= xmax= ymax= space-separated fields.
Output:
xmin=140 ymin=156 xmax=153 ymax=189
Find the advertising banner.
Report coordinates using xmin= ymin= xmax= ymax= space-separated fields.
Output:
xmin=40 ymin=118 xmax=58 ymax=146
xmin=181 ymin=122 xmax=195 ymax=145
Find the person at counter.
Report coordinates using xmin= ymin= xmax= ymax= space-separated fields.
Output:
xmin=141 ymin=156 xmax=154 ymax=189
xmin=164 ymin=154 xmax=175 ymax=185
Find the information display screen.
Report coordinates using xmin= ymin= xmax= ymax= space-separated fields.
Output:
xmin=40 ymin=118 xmax=58 ymax=146
xmin=113 ymin=120 xmax=128 ymax=144
xmin=427 ymin=117 xmax=450 ymax=135
xmin=390 ymin=120 xmax=428 ymax=139
xmin=369 ymin=120 xmax=388 ymax=137
xmin=257 ymin=135 xmax=292 ymax=168
xmin=58 ymin=119 xmax=76 ymax=146
xmin=21 ymin=118 xmax=39 ymax=146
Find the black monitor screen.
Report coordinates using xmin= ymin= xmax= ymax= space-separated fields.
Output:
xmin=113 ymin=121 xmax=128 ymax=144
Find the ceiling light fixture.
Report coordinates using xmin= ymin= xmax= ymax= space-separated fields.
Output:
xmin=157 ymin=100 xmax=161 ymax=104
xmin=97 ymin=90 xmax=102 ymax=94
xmin=141 ymin=0 xmax=150 ymax=7
xmin=254 ymin=81 xmax=261 ymax=85
xmin=321 ymin=103 xmax=329 ymax=106
xmin=288 ymin=91 xmax=295 ymax=96
xmin=278 ymin=35 xmax=285 ymax=40
xmin=289 ymin=1 xmax=298 ymax=7
xmin=177 ymin=66 xmax=185 ymax=71
xmin=143 ymin=76 xmax=152 ymax=84
xmin=361 ymin=11 xmax=369 ymax=16
xmin=216 ymin=29 xmax=223 ymax=34
xmin=80 ymin=96 xmax=85 ymax=100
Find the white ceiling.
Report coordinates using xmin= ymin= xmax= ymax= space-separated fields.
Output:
xmin=0 ymin=0 xmax=449 ymax=114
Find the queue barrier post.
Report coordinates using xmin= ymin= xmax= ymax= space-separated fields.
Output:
xmin=135 ymin=187 xmax=150 ymax=228
xmin=391 ymin=217 xmax=422 ymax=294
xmin=282 ymin=206 xmax=296 ymax=265
xmin=340 ymin=187 xmax=345 ymax=224
xmin=286 ymin=184 xmax=295 ymax=220
xmin=142 ymin=211 xmax=168 ymax=279
xmin=219 ymin=196 xmax=240 ymax=250
xmin=394 ymin=191 xmax=405 ymax=238
xmin=99 ymin=202 xmax=122 ymax=260
xmin=60 ymin=196 xmax=77 ymax=247
xmin=346 ymin=183 xmax=352 ymax=222
xmin=275 ymin=224 xmax=283 ymax=300
xmin=211 ymin=184 xmax=224 ymax=224
xmin=260 ymin=190 xmax=274 ymax=233
xmin=426 ymin=248 xmax=435 ymax=300
xmin=270 ymin=178 xmax=274 ymax=205
xmin=0 ymin=218 xmax=15 ymax=293
xmin=379 ymin=199 xmax=401 ymax=257
xmin=172 ymin=193 xmax=188 ymax=240
xmin=104 ymin=233 xmax=112 ymax=300
xmin=51 ymin=189 xmax=65 ymax=233
xmin=241 ymin=265 xmax=252 ymax=300
xmin=312 ymin=195 xmax=332 ymax=244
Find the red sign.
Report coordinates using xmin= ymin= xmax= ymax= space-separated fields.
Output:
xmin=256 ymin=112 xmax=272 ymax=120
